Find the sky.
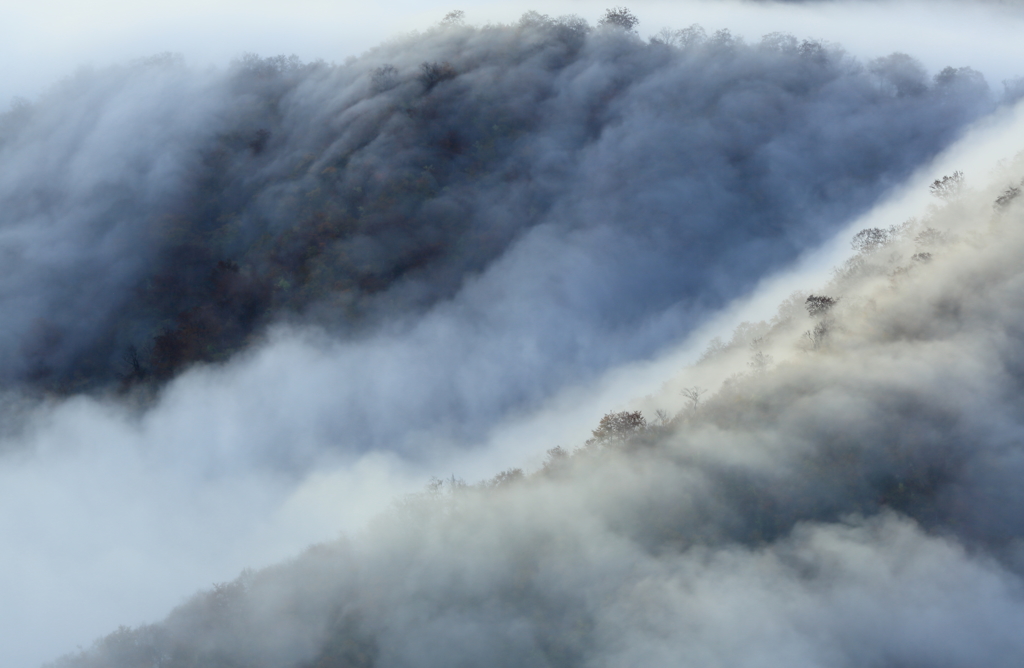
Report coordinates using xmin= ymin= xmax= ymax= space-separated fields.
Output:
xmin=3 ymin=1 xmax=1024 ymax=667
xmin=5 ymin=0 xmax=1024 ymax=104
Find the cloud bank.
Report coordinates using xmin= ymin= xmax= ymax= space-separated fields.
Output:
xmin=48 ymin=151 xmax=1024 ymax=667
xmin=0 ymin=18 xmax=994 ymax=409
xmin=1 ymin=7 xmax=1022 ymax=667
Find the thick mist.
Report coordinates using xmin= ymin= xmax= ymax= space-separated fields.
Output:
xmin=0 ymin=18 xmax=994 ymax=418
xmin=49 ymin=154 xmax=1024 ymax=667
xmin=2 ymin=7 xmax=1022 ymax=668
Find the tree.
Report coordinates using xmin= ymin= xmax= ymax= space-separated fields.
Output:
xmin=440 ymin=10 xmax=465 ymax=27
xmin=541 ymin=446 xmax=571 ymax=475
xmin=651 ymin=24 xmax=708 ymax=48
xmin=851 ymin=227 xmax=890 ymax=252
xmin=803 ymin=320 xmax=831 ymax=351
xmin=371 ymin=65 xmax=398 ymax=93
xmin=586 ymin=410 xmax=647 ymax=447
xmin=805 ymin=295 xmax=837 ymax=317
xmin=487 ymin=468 xmax=524 ymax=488
xmin=748 ymin=338 xmax=773 ymax=374
xmin=518 ymin=10 xmax=550 ymax=29
xmin=419 ymin=61 xmax=457 ymax=90
xmin=914 ymin=227 xmax=945 ymax=247
xmin=929 ymin=171 xmax=965 ymax=201
xmin=869 ymin=53 xmax=928 ymax=97
xmin=680 ymin=386 xmax=707 ymax=413
xmin=749 ymin=350 xmax=773 ymax=374
xmin=118 ymin=344 xmax=147 ymax=389
xmin=677 ymin=24 xmax=706 ymax=48
xmin=995 ymin=185 xmax=1021 ymax=209
xmin=599 ymin=7 xmax=638 ymax=32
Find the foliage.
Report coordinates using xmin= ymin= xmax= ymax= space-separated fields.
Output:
xmin=929 ymin=171 xmax=965 ymax=200
xmin=440 ymin=10 xmax=465 ymax=27
xmin=995 ymin=184 xmax=1021 ymax=209
xmin=419 ymin=61 xmax=457 ymax=90
xmin=869 ymin=52 xmax=928 ymax=97
xmin=599 ymin=7 xmax=639 ymax=32
xmin=586 ymin=410 xmax=647 ymax=447
xmin=487 ymin=468 xmax=525 ymax=488
xmin=804 ymin=294 xmax=837 ymax=317
xmin=5 ymin=17 xmax=991 ymax=398
xmin=52 ymin=152 xmax=1024 ymax=668
xmin=851 ymin=227 xmax=892 ymax=252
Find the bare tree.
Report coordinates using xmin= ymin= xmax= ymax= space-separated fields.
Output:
xmin=680 ymin=386 xmax=707 ymax=412
xmin=803 ymin=320 xmax=830 ymax=351
xmin=652 ymin=24 xmax=709 ymax=49
xmin=119 ymin=344 xmax=147 ymax=388
xmin=650 ymin=27 xmax=680 ymax=47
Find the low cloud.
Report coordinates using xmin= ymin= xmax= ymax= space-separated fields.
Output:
xmin=1 ymin=9 xmax=1022 ymax=667
xmin=48 ymin=146 xmax=1024 ymax=668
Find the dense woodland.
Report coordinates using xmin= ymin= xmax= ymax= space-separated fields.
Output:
xmin=8 ymin=8 xmax=1024 ymax=668
xmin=0 ymin=8 xmax=995 ymax=395
xmin=48 ymin=158 xmax=1024 ymax=667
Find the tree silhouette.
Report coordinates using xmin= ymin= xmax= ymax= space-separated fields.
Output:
xmin=587 ymin=410 xmax=646 ymax=447
xmin=600 ymin=7 xmax=638 ymax=32
xmin=851 ymin=228 xmax=890 ymax=253
xmin=419 ymin=61 xmax=457 ymax=90
xmin=805 ymin=295 xmax=837 ymax=317
xmin=680 ymin=386 xmax=707 ymax=412
xmin=929 ymin=171 xmax=965 ymax=201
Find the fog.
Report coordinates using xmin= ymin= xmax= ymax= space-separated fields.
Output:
xmin=2 ymin=3 xmax=1024 ymax=667
xmin=6 ymin=1 xmax=1024 ymax=104
xmin=43 ymin=137 xmax=1024 ymax=666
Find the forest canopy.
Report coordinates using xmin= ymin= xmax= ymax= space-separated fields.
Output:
xmin=0 ymin=9 xmax=995 ymax=397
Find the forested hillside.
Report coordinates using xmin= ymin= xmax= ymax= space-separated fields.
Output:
xmin=50 ymin=157 xmax=1024 ymax=667
xmin=6 ymin=8 xmax=1024 ymax=668
xmin=0 ymin=12 xmax=994 ymax=394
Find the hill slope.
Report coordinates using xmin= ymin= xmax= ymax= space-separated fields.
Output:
xmin=49 ymin=152 xmax=1024 ymax=667
xmin=0 ymin=16 xmax=994 ymax=397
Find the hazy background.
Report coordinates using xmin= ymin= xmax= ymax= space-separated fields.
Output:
xmin=3 ymin=1 xmax=1024 ymax=666
xmin=5 ymin=0 xmax=1024 ymax=105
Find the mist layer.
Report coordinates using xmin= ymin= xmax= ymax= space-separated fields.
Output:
xmin=50 ymin=154 xmax=1024 ymax=667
